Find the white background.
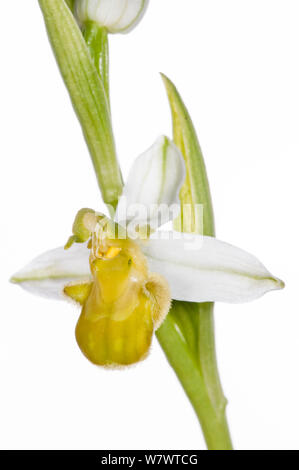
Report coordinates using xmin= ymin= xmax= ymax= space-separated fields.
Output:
xmin=0 ymin=0 xmax=298 ymax=450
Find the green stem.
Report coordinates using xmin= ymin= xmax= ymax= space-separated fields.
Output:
xmin=83 ymin=23 xmax=110 ymax=110
xmin=197 ymin=303 xmax=227 ymax=413
xmin=65 ymin=0 xmax=74 ymax=10
xmin=159 ymin=75 xmax=233 ymax=450
xmin=156 ymin=310 xmax=232 ymax=450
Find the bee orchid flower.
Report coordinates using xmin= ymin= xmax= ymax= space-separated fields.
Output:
xmin=11 ymin=136 xmax=284 ymax=367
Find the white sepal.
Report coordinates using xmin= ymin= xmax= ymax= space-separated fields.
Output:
xmin=10 ymin=244 xmax=91 ymax=300
xmin=115 ymin=136 xmax=185 ymax=233
xmin=75 ymin=0 xmax=149 ymax=34
xmin=141 ymin=233 xmax=284 ymax=303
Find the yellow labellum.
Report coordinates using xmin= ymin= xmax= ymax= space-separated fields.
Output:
xmin=64 ymin=235 xmax=170 ymax=367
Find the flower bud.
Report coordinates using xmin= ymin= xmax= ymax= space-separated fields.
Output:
xmin=75 ymin=0 xmax=149 ymax=34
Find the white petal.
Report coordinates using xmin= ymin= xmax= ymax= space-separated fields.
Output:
xmin=75 ymin=0 xmax=149 ymax=34
xmin=115 ymin=136 xmax=185 ymax=232
xmin=141 ymin=233 xmax=284 ymax=303
xmin=10 ymin=244 xmax=91 ymax=300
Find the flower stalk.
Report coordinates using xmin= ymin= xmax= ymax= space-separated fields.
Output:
xmin=82 ymin=22 xmax=110 ymax=108
xmin=38 ymin=0 xmax=122 ymax=208
xmin=156 ymin=76 xmax=233 ymax=450
xmin=156 ymin=307 xmax=232 ymax=450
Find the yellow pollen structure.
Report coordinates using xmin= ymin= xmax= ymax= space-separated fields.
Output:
xmin=64 ymin=227 xmax=171 ymax=368
xmin=105 ymin=246 xmax=122 ymax=259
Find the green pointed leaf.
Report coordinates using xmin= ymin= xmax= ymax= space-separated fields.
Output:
xmin=156 ymin=75 xmax=232 ymax=449
xmin=38 ymin=0 xmax=122 ymax=208
xmin=161 ymin=73 xmax=215 ymax=237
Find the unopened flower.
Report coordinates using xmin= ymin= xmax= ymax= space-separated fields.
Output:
xmin=11 ymin=137 xmax=284 ymax=367
xmin=75 ymin=0 xmax=149 ymax=34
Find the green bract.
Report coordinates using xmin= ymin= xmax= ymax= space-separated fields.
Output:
xmin=38 ymin=0 xmax=122 ymax=208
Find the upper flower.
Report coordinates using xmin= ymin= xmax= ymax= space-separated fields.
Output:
xmin=11 ymin=136 xmax=284 ymax=367
xmin=75 ymin=0 xmax=149 ymax=34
